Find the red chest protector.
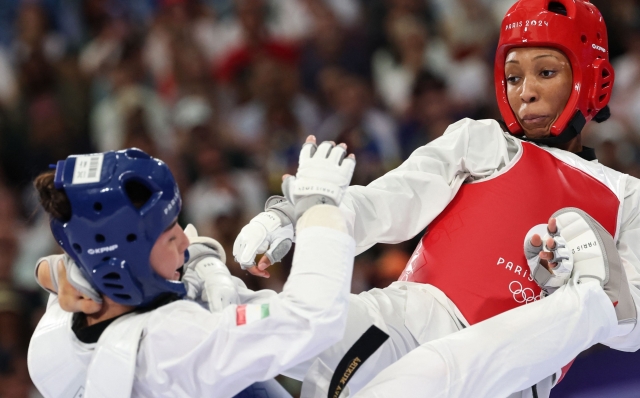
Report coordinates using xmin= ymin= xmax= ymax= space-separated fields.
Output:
xmin=399 ymin=142 xmax=620 ymax=325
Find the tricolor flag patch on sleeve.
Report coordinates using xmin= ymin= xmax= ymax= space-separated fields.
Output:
xmin=236 ymin=304 xmax=270 ymax=326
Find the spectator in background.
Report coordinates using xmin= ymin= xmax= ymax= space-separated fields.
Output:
xmin=12 ymin=3 xmax=66 ymax=67
xmin=583 ymin=119 xmax=640 ymax=178
xmin=398 ymin=71 xmax=454 ymax=158
xmin=121 ymin=106 xmax=160 ymax=157
xmin=0 ymin=47 xmax=18 ymax=108
xmin=91 ymin=37 xmax=174 ymax=155
xmin=25 ymin=96 xmax=74 ymax=175
xmin=609 ymin=23 xmax=640 ymax=147
xmin=0 ymin=188 xmax=37 ymax=398
xmin=214 ymin=0 xmax=298 ymax=86
xmin=213 ymin=0 xmax=310 ymax=177
xmin=78 ymin=15 xmax=130 ymax=104
xmin=0 ymin=283 xmax=22 ymax=381
xmin=0 ymin=314 xmax=33 ymax=398
xmin=372 ymin=13 xmax=447 ymax=116
xmin=209 ymin=0 xmax=314 ymax=64
xmin=437 ymin=0 xmax=494 ymax=52
xmin=317 ymin=71 xmax=400 ymax=184
xmin=0 ymin=227 xmax=21 ymax=368
xmin=0 ymin=190 xmax=20 ymax=287
xmin=221 ymin=58 xmax=321 ymax=185
xmin=10 ymin=4 xmax=87 ymax=182
xmin=178 ymin=96 xmax=266 ymax=243
xmin=298 ymin=0 xmax=371 ymax=96
xmin=361 ymin=0 xmax=438 ymax=55
xmin=143 ymin=0 xmax=219 ymax=103
xmin=170 ymin=38 xmax=217 ymax=102
xmin=173 ymin=95 xmax=215 ymax=149
xmin=430 ymin=0 xmax=494 ymax=115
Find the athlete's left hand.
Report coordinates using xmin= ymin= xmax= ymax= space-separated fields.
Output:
xmin=56 ymin=259 xmax=102 ymax=314
xmin=524 ymin=217 xmax=573 ymax=295
xmin=35 ymin=254 xmax=103 ymax=313
xmin=531 ymin=218 xmax=558 ymax=271
xmin=183 ymin=224 xmax=240 ymax=312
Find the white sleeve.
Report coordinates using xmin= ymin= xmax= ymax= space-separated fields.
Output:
xmin=340 ymin=118 xmax=514 ymax=254
xmin=137 ymin=221 xmax=356 ymax=397
xmin=354 ymin=281 xmax=618 ymax=398
xmin=604 ymin=176 xmax=640 ymax=351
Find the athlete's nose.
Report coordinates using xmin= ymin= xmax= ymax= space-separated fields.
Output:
xmin=177 ymin=227 xmax=190 ymax=255
xmin=520 ymin=77 xmax=539 ymax=103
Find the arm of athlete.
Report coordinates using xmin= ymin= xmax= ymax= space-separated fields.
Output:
xmin=135 ymin=141 xmax=357 ymax=397
xmin=341 ymin=118 xmax=514 ymax=255
xmin=602 ymin=176 xmax=640 ymax=352
xmin=140 ymin=205 xmax=355 ymax=396
xmin=234 ymin=119 xmax=515 ymax=275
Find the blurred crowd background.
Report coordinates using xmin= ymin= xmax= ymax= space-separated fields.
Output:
xmin=1 ymin=0 xmax=640 ymax=396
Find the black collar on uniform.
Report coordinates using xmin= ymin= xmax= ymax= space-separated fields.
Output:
xmin=514 ymin=134 xmax=598 ymax=162
xmin=574 ymin=146 xmax=597 ymax=161
xmin=71 ymin=293 xmax=181 ymax=344
xmin=72 ymin=312 xmax=125 ymax=344
xmin=498 ymin=119 xmax=598 ymax=162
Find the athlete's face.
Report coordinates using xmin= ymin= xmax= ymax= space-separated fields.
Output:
xmin=149 ymin=220 xmax=189 ymax=281
xmin=505 ymin=47 xmax=573 ymax=139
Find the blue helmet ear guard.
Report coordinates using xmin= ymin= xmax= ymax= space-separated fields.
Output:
xmin=49 ymin=148 xmax=186 ymax=306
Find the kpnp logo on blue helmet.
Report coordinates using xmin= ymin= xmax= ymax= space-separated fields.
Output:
xmin=50 ymin=148 xmax=186 ymax=306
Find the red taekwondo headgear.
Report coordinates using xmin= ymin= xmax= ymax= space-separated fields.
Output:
xmin=495 ymin=0 xmax=614 ymax=144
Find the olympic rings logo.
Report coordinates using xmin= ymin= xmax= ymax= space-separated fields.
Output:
xmin=509 ymin=281 xmax=540 ymax=304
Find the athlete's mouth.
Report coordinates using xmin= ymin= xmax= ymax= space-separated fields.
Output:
xmin=521 ymin=114 xmax=549 ymax=128
xmin=176 ymin=266 xmax=184 ymax=281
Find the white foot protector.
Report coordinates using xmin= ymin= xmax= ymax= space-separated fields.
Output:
xmin=553 ymin=208 xmax=637 ymax=336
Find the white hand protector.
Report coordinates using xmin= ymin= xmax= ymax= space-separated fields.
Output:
xmin=183 ymin=224 xmax=239 ymax=312
xmin=282 ymin=141 xmax=356 ymax=220
xmin=233 ymin=208 xmax=294 ymax=270
xmin=524 ymin=224 xmax=571 ymax=295
xmin=35 ymin=254 xmax=102 ymax=303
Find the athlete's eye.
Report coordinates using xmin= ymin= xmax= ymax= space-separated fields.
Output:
xmin=541 ymin=69 xmax=556 ymax=78
xmin=506 ymin=75 xmax=521 ymax=84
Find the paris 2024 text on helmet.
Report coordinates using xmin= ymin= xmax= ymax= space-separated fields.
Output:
xmin=50 ymin=148 xmax=186 ymax=306
xmin=495 ymin=0 xmax=614 ymax=144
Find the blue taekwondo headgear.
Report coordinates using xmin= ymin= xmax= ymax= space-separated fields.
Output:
xmin=49 ymin=148 xmax=186 ymax=306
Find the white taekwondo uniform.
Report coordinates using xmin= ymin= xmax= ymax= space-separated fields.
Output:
xmin=305 ymin=279 xmax=622 ymax=398
xmin=28 ymin=221 xmax=356 ymax=398
xmin=286 ymin=118 xmax=640 ymax=397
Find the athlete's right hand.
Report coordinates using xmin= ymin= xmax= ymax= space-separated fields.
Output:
xmin=234 ymin=137 xmax=356 ymax=278
xmin=233 ymin=210 xmax=294 ymax=278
